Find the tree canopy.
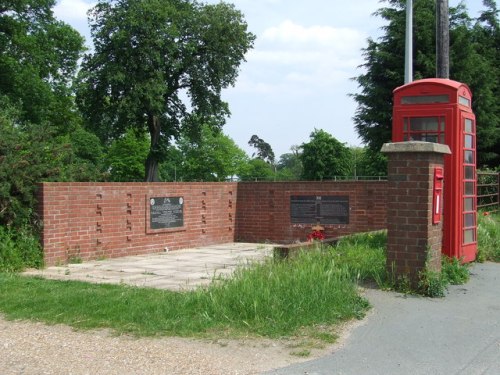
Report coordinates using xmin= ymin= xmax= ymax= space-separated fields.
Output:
xmin=173 ymin=125 xmax=248 ymax=182
xmin=248 ymin=135 xmax=275 ymax=164
xmin=352 ymin=0 xmax=500 ymax=167
xmin=300 ymin=129 xmax=351 ymax=181
xmin=77 ymin=0 xmax=255 ymax=181
xmin=0 ymin=0 xmax=85 ymax=130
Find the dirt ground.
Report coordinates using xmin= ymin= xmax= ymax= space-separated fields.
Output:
xmin=0 ymin=314 xmax=367 ymax=375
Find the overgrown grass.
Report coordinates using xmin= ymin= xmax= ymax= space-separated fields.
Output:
xmin=477 ymin=211 xmax=500 ymax=262
xmin=0 ymin=235 xmax=382 ymax=339
xmin=0 ymin=225 xmax=44 ymax=272
xmin=0 ymin=224 xmax=490 ymax=340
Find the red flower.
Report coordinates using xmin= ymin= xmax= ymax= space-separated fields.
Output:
xmin=307 ymin=230 xmax=325 ymax=241
xmin=483 ymin=212 xmax=490 ymax=216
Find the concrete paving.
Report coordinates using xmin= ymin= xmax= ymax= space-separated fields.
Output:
xmin=23 ymin=243 xmax=274 ymax=291
xmin=266 ymin=262 xmax=500 ymax=375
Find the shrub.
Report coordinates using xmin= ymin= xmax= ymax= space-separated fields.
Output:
xmin=0 ymin=226 xmax=44 ymax=272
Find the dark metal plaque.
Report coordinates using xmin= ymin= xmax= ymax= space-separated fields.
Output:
xmin=290 ymin=195 xmax=349 ymax=225
xmin=150 ymin=197 xmax=184 ymax=229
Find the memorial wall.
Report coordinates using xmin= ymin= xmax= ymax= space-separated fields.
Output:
xmin=38 ymin=181 xmax=387 ymax=265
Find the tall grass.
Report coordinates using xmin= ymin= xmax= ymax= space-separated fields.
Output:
xmin=0 ymin=226 xmax=44 ymax=272
xmin=477 ymin=211 xmax=500 ymax=262
xmin=0 ymin=234 xmax=384 ymax=339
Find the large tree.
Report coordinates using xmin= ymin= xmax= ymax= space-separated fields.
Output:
xmin=300 ymin=129 xmax=351 ymax=181
xmin=352 ymin=0 xmax=500 ymax=167
xmin=77 ymin=0 xmax=255 ymax=182
xmin=0 ymin=0 xmax=85 ymax=131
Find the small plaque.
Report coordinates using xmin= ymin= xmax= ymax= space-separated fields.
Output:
xmin=291 ymin=195 xmax=349 ymax=225
xmin=150 ymin=197 xmax=184 ymax=229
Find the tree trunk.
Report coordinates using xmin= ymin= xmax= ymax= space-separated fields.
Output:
xmin=436 ymin=0 xmax=450 ymax=79
xmin=145 ymin=114 xmax=161 ymax=182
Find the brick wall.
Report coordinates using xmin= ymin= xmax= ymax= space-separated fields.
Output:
xmin=38 ymin=181 xmax=388 ymax=266
xmin=38 ymin=182 xmax=237 ymax=266
xmin=235 ymin=181 xmax=387 ymax=244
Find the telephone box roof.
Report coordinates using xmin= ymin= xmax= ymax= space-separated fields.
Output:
xmin=394 ymin=78 xmax=471 ymax=94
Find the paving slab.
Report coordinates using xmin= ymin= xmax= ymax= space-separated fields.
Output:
xmin=23 ymin=243 xmax=274 ymax=291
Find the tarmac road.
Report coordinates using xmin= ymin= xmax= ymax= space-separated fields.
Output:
xmin=266 ymin=262 xmax=500 ymax=375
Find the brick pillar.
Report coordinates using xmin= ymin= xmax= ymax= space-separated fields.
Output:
xmin=381 ymin=142 xmax=451 ymax=286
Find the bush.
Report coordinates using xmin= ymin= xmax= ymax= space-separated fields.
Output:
xmin=0 ymin=226 xmax=44 ymax=272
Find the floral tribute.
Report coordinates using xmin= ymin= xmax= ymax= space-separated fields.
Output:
xmin=307 ymin=229 xmax=325 ymax=242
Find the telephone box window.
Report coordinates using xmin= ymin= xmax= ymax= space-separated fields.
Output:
xmin=464 ymin=229 xmax=475 ymax=244
xmin=464 ymin=213 xmax=475 ymax=227
xmin=464 ymin=197 xmax=474 ymax=211
xmin=464 ymin=166 xmax=474 ymax=179
xmin=465 ymin=134 xmax=473 ymax=148
xmin=464 ymin=150 xmax=474 ymax=164
xmin=465 ymin=118 xmax=474 ymax=132
xmin=459 ymin=96 xmax=471 ymax=107
xmin=401 ymin=95 xmax=449 ymax=104
xmin=402 ymin=116 xmax=445 ymax=144
xmin=465 ymin=182 xmax=474 ymax=195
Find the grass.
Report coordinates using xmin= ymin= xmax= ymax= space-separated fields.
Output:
xmin=0 ymin=234 xmax=385 ymax=340
xmin=0 ymin=222 xmax=496 ymax=342
xmin=477 ymin=211 xmax=500 ymax=262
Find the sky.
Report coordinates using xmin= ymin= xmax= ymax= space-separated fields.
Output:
xmin=53 ymin=0 xmax=485 ymax=159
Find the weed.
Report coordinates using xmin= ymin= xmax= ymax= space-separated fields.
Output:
xmin=0 ymin=225 xmax=43 ymax=272
xmin=442 ymin=257 xmax=469 ymax=285
xmin=290 ymin=349 xmax=311 ymax=357
xmin=418 ymin=268 xmax=446 ymax=298
xmin=477 ymin=212 xmax=500 ymax=262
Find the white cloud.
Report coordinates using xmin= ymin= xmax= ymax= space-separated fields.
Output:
xmin=54 ymin=0 xmax=95 ymax=22
xmin=239 ymin=20 xmax=366 ymax=94
xmin=262 ymin=20 xmax=364 ymax=50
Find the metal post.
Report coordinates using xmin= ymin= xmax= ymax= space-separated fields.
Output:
xmin=405 ymin=0 xmax=413 ymax=84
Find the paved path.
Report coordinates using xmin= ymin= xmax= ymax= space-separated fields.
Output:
xmin=24 ymin=243 xmax=274 ymax=291
xmin=267 ymin=262 xmax=500 ymax=375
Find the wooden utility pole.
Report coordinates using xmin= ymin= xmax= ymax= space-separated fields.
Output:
xmin=436 ymin=0 xmax=450 ymax=78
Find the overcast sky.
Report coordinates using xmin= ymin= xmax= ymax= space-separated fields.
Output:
xmin=54 ymin=0 xmax=484 ymax=158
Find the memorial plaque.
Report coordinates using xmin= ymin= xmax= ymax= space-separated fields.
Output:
xmin=150 ymin=197 xmax=184 ymax=230
xmin=291 ymin=196 xmax=318 ymax=224
xmin=319 ymin=196 xmax=349 ymax=224
xmin=290 ymin=195 xmax=349 ymax=224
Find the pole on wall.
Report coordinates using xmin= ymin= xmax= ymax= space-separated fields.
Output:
xmin=404 ymin=0 xmax=413 ymax=84
xmin=436 ymin=0 xmax=450 ymax=78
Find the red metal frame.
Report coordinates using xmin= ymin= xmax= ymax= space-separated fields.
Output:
xmin=392 ymin=78 xmax=477 ymax=262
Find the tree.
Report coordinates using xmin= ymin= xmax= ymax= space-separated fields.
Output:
xmin=347 ymin=146 xmax=387 ymax=178
xmin=173 ymin=125 xmax=248 ymax=181
xmin=105 ymin=129 xmax=150 ymax=182
xmin=248 ymin=135 xmax=275 ymax=164
xmin=238 ymin=159 xmax=275 ymax=181
xmin=300 ymin=129 xmax=351 ymax=180
xmin=352 ymin=0 xmax=500 ymax=167
xmin=77 ymin=0 xmax=255 ymax=182
xmin=0 ymin=0 xmax=85 ymax=131
xmin=276 ymin=146 xmax=303 ymax=181
xmin=0 ymin=98 xmax=102 ymax=227
xmin=468 ymin=0 xmax=500 ymax=166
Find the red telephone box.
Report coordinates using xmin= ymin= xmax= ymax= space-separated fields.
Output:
xmin=392 ymin=78 xmax=477 ymax=262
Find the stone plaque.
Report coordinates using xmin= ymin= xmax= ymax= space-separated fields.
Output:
xmin=290 ymin=195 xmax=349 ymax=224
xmin=150 ymin=197 xmax=184 ymax=229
